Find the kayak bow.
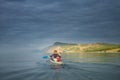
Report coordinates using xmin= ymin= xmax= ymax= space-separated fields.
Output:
xmin=49 ymin=60 xmax=63 ymax=65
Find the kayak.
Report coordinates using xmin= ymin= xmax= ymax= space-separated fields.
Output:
xmin=49 ymin=59 xmax=63 ymax=65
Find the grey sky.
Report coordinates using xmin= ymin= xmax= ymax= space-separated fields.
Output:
xmin=0 ymin=0 xmax=120 ymax=51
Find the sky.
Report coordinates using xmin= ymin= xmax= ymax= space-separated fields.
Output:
xmin=0 ymin=0 xmax=120 ymax=52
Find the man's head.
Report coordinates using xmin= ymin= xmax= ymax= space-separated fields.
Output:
xmin=53 ymin=50 xmax=58 ymax=54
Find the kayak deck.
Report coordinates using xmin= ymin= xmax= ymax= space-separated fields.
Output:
xmin=49 ymin=60 xmax=63 ymax=65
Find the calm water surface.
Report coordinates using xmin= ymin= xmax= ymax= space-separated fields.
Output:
xmin=0 ymin=52 xmax=120 ymax=80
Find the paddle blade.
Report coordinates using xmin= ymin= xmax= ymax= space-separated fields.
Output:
xmin=42 ymin=56 xmax=49 ymax=59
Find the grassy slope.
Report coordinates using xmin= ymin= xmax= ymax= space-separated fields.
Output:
xmin=47 ymin=43 xmax=120 ymax=53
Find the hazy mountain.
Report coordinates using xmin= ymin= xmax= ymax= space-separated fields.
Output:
xmin=53 ymin=42 xmax=77 ymax=46
xmin=46 ymin=42 xmax=120 ymax=53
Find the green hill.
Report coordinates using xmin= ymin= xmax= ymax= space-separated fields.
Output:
xmin=47 ymin=42 xmax=120 ymax=53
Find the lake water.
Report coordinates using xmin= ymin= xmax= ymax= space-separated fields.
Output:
xmin=0 ymin=52 xmax=120 ymax=80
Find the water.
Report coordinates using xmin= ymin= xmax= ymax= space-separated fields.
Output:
xmin=0 ymin=52 xmax=120 ymax=80
xmin=62 ymin=53 xmax=120 ymax=64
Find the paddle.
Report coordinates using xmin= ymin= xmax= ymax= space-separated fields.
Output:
xmin=42 ymin=56 xmax=49 ymax=59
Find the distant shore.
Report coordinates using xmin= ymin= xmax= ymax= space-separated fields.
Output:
xmin=46 ymin=42 xmax=120 ymax=53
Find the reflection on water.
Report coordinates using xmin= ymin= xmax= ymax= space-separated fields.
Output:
xmin=62 ymin=53 xmax=120 ymax=63
xmin=0 ymin=53 xmax=120 ymax=80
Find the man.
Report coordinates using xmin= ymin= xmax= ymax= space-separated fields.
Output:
xmin=50 ymin=50 xmax=61 ymax=62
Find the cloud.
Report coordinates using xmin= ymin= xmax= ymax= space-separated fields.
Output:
xmin=5 ymin=0 xmax=26 ymax=2
xmin=0 ymin=0 xmax=120 ymax=53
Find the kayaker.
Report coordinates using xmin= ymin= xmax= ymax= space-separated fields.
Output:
xmin=50 ymin=50 xmax=61 ymax=62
